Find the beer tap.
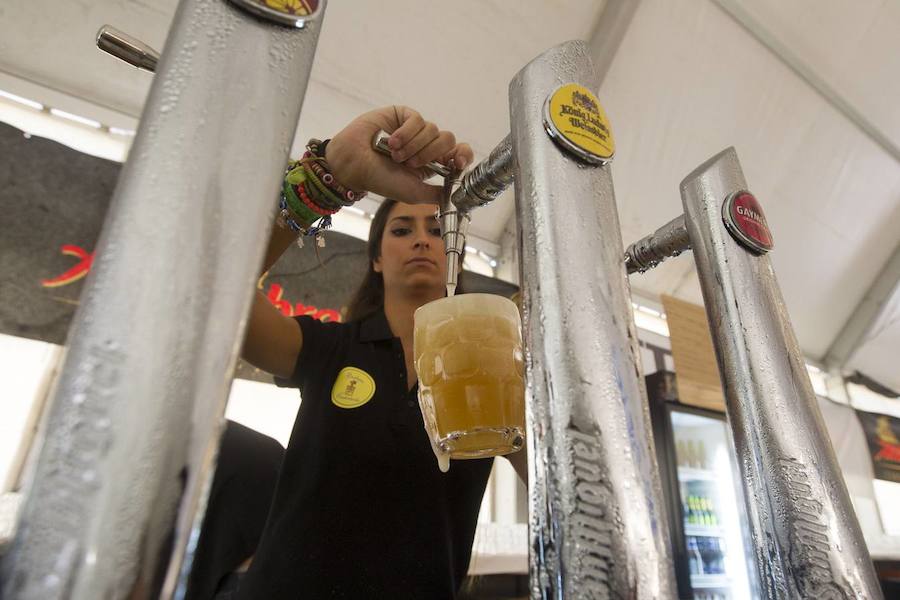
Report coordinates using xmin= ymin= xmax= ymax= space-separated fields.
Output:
xmin=96 ymin=25 xmax=160 ymax=72
xmin=373 ymin=134 xmax=514 ymax=296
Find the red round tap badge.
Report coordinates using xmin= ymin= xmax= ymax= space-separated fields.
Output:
xmin=722 ymin=191 xmax=774 ymax=254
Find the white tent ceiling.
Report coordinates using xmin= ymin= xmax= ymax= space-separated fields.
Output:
xmin=1 ymin=0 xmax=898 ymax=391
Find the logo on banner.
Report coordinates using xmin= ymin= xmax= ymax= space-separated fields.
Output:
xmin=40 ymin=244 xmax=342 ymax=322
xmin=543 ymin=83 xmax=615 ymax=165
xmin=722 ymin=191 xmax=774 ymax=254
xmin=331 ymin=367 xmax=376 ymax=409
xmin=857 ymin=410 xmax=900 ymax=484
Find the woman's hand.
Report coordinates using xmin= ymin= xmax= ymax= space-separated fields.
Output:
xmin=325 ymin=105 xmax=473 ymax=204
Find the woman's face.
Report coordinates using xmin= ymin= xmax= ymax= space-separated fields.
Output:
xmin=374 ymin=202 xmax=447 ymax=297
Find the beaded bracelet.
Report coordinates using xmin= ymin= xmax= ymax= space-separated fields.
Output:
xmin=304 ymin=156 xmax=359 ymax=206
xmin=297 ymin=177 xmax=338 ymax=216
xmin=291 ymin=161 xmax=343 ymax=211
xmin=273 ymin=135 xmax=366 ymax=249
xmin=285 ymin=163 xmax=341 ymax=213
xmin=306 ymin=138 xmax=366 ymax=204
xmin=302 ymin=171 xmax=345 ymax=212
xmin=283 ymin=180 xmax=319 ymax=222
xmin=303 ymin=163 xmax=350 ymax=209
xmin=284 ymin=183 xmax=323 ymax=227
xmin=277 ymin=197 xmax=306 ymax=233
xmin=277 ymin=195 xmax=331 ymax=249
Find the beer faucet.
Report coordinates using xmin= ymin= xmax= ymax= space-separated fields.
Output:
xmin=96 ymin=25 xmax=160 ymax=72
xmin=373 ymin=135 xmax=464 ymax=295
xmin=373 ymin=134 xmax=514 ymax=296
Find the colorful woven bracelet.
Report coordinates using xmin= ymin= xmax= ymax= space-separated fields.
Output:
xmin=297 ymin=178 xmax=337 ymax=216
xmin=282 ymin=179 xmax=308 ymax=216
xmin=303 ymin=164 xmax=349 ymax=209
xmin=283 ymin=181 xmax=321 ymax=226
xmin=306 ymin=139 xmax=366 ymax=204
xmin=301 ymin=169 xmax=345 ymax=212
xmin=305 ymin=157 xmax=360 ymax=206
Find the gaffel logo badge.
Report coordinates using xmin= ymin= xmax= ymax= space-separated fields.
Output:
xmin=722 ymin=191 xmax=774 ymax=254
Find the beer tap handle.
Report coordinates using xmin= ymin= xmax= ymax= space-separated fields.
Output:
xmin=372 ymin=134 xmax=451 ymax=178
xmin=96 ymin=25 xmax=160 ymax=73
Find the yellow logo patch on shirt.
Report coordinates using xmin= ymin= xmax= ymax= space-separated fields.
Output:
xmin=331 ymin=367 xmax=376 ymax=409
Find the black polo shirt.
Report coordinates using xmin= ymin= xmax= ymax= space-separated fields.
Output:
xmin=235 ymin=310 xmax=494 ymax=599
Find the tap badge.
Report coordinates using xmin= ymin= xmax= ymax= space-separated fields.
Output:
xmin=722 ymin=191 xmax=774 ymax=254
xmin=543 ymin=83 xmax=614 ymax=165
xmin=228 ymin=0 xmax=321 ymax=27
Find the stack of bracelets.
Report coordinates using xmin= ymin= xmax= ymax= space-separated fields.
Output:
xmin=277 ymin=138 xmax=366 ymax=247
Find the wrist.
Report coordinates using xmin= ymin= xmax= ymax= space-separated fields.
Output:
xmin=323 ymin=135 xmax=363 ymax=193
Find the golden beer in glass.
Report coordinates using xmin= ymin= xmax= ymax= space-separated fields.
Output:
xmin=414 ymin=294 xmax=525 ymax=459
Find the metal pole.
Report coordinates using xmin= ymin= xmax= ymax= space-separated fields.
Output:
xmin=510 ymin=40 xmax=677 ymax=599
xmin=1 ymin=0 xmax=326 ymax=598
xmin=681 ymin=147 xmax=882 ymax=599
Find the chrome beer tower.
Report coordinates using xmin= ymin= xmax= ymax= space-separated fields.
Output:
xmin=379 ymin=42 xmax=680 ymax=598
xmin=624 ymin=149 xmax=883 ymax=599
xmin=1 ymin=1 xmax=327 ymax=598
xmin=0 ymin=5 xmax=880 ymax=600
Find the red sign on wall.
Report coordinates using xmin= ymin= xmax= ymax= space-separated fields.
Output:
xmin=41 ymin=244 xmax=342 ymax=323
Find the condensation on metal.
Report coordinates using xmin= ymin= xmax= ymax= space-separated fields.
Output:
xmin=450 ymin=135 xmax=514 ymax=212
xmin=680 ymin=148 xmax=883 ymax=600
xmin=510 ymin=40 xmax=677 ymax=599
xmin=624 ymin=215 xmax=691 ymax=274
xmin=1 ymin=0 xmax=327 ymax=598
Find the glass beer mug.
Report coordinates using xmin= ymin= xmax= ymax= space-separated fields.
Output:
xmin=414 ymin=294 xmax=525 ymax=470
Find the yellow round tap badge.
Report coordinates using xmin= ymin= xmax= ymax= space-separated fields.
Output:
xmin=331 ymin=367 xmax=376 ymax=409
xmin=543 ymin=83 xmax=615 ymax=164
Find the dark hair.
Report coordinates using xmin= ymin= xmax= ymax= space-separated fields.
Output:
xmin=345 ymin=199 xmax=465 ymax=322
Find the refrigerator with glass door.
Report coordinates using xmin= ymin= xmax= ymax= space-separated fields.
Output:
xmin=647 ymin=371 xmax=758 ymax=600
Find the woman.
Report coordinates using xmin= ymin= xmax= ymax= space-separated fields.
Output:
xmin=236 ymin=106 xmax=524 ymax=599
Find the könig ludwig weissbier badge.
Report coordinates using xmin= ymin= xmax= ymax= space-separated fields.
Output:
xmin=543 ymin=83 xmax=615 ymax=165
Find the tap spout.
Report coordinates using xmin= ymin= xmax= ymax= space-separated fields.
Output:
xmin=439 ymin=163 xmax=467 ymax=297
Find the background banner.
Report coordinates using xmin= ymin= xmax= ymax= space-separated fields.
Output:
xmin=856 ymin=409 xmax=900 ymax=484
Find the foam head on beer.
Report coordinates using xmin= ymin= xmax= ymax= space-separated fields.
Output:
xmin=414 ymin=293 xmax=525 ymax=472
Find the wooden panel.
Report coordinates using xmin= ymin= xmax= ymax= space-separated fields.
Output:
xmin=661 ymin=295 xmax=725 ymax=412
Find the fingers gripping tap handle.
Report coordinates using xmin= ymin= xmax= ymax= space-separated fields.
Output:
xmin=372 ymin=135 xmax=451 ymax=178
xmin=371 ymin=133 xmax=516 ymax=211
